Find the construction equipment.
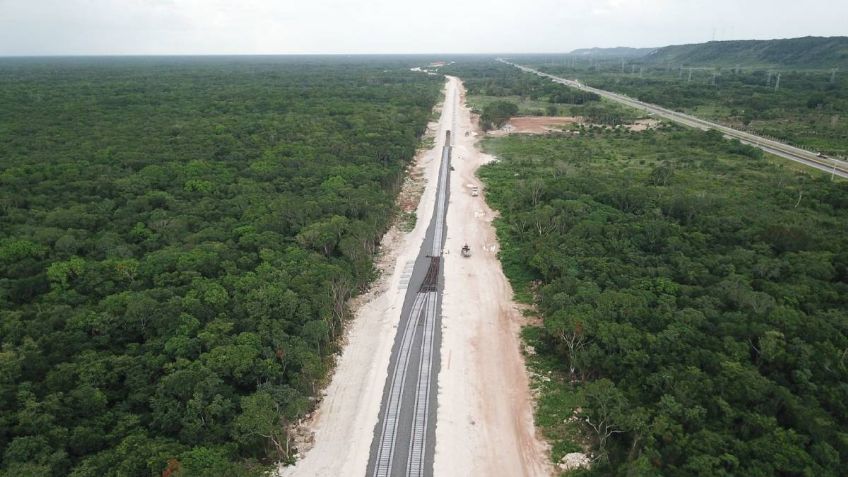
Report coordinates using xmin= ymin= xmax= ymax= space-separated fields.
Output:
xmin=470 ymin=186 xmax=479 ymax=197
xmin=461 ymin=244 xmax=471 ymax=257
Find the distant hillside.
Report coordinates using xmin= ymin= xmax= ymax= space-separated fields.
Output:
xmin=644 ymin=36 xmax=848 ymax=68
xmin=568 ymin=47 xmax=655 ymax=58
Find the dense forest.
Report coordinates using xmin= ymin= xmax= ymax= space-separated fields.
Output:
xmin=480 ymin=126 xmax=848 ymax=475
xmin=0 ymin=57 xmax=441 ymax=476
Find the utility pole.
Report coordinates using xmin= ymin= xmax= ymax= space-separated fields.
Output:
xmin=678 ymin=66 xmax=683 ymax=79
xmin=639 ymin=66 xmax=644 ymax=78
xmin=712 ymin=70 xmax=718 ymax=86
xmin=687 ymin=68 xmax=693 ymax=83
xmin=621 ymin=59 xmax=625 ymax=73
xmin=774 ymin=73 xmax=781 ymax=91
xmin=766 ymin=71 xmax=772 ymax=87
xmin=831 ymin=68 xmax=838 ymax=83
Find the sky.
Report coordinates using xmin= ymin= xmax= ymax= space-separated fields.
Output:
xmin=0 ymin=0 xmax=846 ymax=56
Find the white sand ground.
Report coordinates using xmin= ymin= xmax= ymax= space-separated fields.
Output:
xmin=432 ymin=77 xmax=552 ymax=477
xmin=279 ymin=78 xmax=454 ymax=477
xmin=279 ymin=76 xmax=551 ymax=477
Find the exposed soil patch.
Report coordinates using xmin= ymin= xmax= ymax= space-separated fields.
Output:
xmin=434 ymin=78 xmax=552 ymax=476
xmin=490 ymin=116 xmax=581 ymax=135
xmin=626 ymin=118 xmax=661 ymax=131
xmin=489 ymin=116 xmax=661 ymax=136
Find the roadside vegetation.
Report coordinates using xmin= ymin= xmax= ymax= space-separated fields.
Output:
xmin=520 ymin=56 xmax=848 ymax=157
xmin=0 ymin=57 xmax=441 ymax=476
xmin=443 ymin=60 xmax=639 ymax=127
xmin=480 ymin=126 xmax=848 ymax=475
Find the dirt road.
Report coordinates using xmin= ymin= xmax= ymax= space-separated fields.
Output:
xmin=280 ymin=76 xmax=550 ymax=477
xmin=433 ymin=77 xmax=552 ymax=476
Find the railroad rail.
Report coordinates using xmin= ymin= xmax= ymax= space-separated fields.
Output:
xmin=370 ymin=127 xmax=452 ymax=477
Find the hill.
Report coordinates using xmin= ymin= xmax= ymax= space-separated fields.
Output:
xmin=567 ymin=46 xmax=655 ymax=58
xmin=644 ymin=36 xmax=848 ymax=68
xmin=563 ymin=37 xmax=848 ymax=69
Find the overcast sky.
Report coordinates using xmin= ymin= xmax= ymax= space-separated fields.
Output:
xmin=0 ymin=0 xmax=845 ymax=56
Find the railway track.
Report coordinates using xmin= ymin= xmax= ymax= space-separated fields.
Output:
xmin=368 ymin=123 xmax=453 ymax=477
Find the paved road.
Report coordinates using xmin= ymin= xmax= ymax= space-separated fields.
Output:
xmin=499 ymin=59 xmax=848 ymax=179
xmin=366 ymin=87 xmax=456 ymax=477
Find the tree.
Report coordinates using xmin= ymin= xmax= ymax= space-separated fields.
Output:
xmin=480 ymin=101 xmax=519 ymax=130
xmin=580 ymin=379 xmax=628 ymax=461
xmin=233 ymin=391 xmax=292 ymax=462
xmin=546 ymin=308 xmax=591 ymax=380
xmin=295 ymin=215 xmax=349 ymax=257
xmin=648 ymin=161 xmax=675 ymax=186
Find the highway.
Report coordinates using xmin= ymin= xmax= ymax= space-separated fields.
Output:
xmin=499 ymin=59 xmax=848 ymax=179
xmin=366 ymin=87 xmax=456 ymax=477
